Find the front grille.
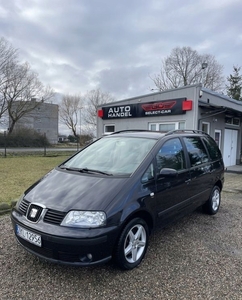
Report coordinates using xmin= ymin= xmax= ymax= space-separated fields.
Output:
xmin=44 ymin=209 xmax=66 ymax=225
xmin=18 ymin=198 xmax=30 ymax=216
xmin=18 ymin=199 xmax=66 ymax=226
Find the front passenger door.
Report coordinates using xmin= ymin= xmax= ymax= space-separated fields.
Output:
xmin=155 ymin=138 xmax=191 ymax=222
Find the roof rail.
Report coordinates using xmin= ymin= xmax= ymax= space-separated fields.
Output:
xmin=110 ymin=129 xmax=151 ymax=135
xmin=165 ymin=129 xmax=208 ymax=136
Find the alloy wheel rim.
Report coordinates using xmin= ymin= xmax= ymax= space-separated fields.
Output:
xmin=212 ymin=189 xmax=220 ymax=211
xmin=124 ymin=224 xmax=146 ymax=263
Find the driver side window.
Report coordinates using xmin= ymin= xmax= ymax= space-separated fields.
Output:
xmin=156 ymin=138 xmax=185 ymax=173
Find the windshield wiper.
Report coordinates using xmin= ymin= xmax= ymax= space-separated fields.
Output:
xmin=60 ymin=165 xmax=112 ymax=176
xmin=59 ymin=165 xmax=80 ymax=171
xmin=80 ymin=168 xmax=113 ymax=176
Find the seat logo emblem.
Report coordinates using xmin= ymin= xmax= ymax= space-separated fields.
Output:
xmin=30 ymin=208 xmax=38 ymax=218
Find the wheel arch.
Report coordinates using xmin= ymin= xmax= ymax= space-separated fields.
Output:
xmin=214 ymin=179 xmax=223 ymax=191
xmin=119 ymin=209 xmax=154 ymax=236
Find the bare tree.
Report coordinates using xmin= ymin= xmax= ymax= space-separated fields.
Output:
xmin=83 ymin=88 xmax=115 ymax=131
xmin=0 ymin=37 xmax=18 ymax=119
xmin=1 ymin=61 xmax=54 ymax=133
xmin=0 ymin=37 xmax=54 ymax=133
xmin=59 ymin=94 xmax=83 ymax=138
xmin=151 ymin=46 xmax=224 ymax=92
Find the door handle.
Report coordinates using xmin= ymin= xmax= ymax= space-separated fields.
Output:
xmin=185 ymin=179 xmax=191 ymax=184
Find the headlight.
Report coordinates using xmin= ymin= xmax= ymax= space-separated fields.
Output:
xmin=61 ymin=211 xmax=106 ymax=228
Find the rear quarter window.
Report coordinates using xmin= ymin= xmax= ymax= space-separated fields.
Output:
xmin=202 ymin=136 xmax=222 ymax=161
xmin=183 ymin=136 xmax=209 ymax=167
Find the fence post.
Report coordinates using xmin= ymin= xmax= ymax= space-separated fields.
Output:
xmin=4 ymin=131 xmax=7 ymax=158
xmin=44 ymin=132 xmax=46 ymax=156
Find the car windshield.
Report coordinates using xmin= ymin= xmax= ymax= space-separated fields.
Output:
xmin=62 ymin=136 xmax=157 ymax=176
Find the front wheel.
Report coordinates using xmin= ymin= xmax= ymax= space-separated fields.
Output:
xmin=114 ymin=218 xmax=149 ymax=270
xmin=203 ymin=186 xmax=221 ymax=215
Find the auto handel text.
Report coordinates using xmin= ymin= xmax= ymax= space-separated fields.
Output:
xmin=108 ymin=106 xmax=132 ymax=118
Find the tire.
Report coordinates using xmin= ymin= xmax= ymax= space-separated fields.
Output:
xmin=203 ymin=186 xmax=221 ymax=215
xmin=114 ymin=218 xmax=149 ymax=270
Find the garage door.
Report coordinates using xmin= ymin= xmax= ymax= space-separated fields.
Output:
xmin=223 ymin=129 xmax=238 ymax=167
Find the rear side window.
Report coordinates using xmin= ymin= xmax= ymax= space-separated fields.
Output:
xmin=184 ymin=137 xmax=209 ymax=167
xmin=202 ymin=136 xmax=222 ymax=160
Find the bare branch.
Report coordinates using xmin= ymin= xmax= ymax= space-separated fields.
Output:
xmin=0 ymin=37 xmax=18 ymax=119
xmin=83 ymin=88 xmax=115 ymax=130
xmin=151 ymin=46 xmax=225 ymax=92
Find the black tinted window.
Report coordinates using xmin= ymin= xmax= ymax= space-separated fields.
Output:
xmin=184 ymin=137 xmax=209 ymax=167
xmin=156 ymin=138 xmax=185 ymax=171
xmin=203 ymin=136 xmax=222 ymax=160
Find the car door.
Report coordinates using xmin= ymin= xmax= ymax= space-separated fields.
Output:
xmin=154 ymin=137 xmax=191 ymax=222
xmin=182 ymin=136 xmax=212 ymax=205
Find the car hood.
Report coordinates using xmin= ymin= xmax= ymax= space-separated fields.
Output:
xmin=24 ymin=168 xmax=127 ymax=212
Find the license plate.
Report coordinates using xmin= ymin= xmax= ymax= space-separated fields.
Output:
xmin=16 ymin=224 xmax=42 ymax=247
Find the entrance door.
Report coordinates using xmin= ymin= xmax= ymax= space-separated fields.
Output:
xmin=223 ymin=129 xmax=238 ymax=167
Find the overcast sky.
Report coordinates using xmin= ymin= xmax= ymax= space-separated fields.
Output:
xmin=1 ymin=0 xmax=241 ymax=102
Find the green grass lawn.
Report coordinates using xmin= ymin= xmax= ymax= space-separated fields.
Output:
xmin=0 ymin=155 xmax=70 ymax=205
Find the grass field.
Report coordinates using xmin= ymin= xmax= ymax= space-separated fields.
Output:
xmin=0 ymin=155 xmax=70 ymax=204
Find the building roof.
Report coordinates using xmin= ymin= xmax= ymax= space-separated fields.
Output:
xmin=200 ymin=88 xmax=242 ymax=113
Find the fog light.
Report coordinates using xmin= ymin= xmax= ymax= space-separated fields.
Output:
xmin=87 ymin=253 xmax=92 ymax=260
xmin=79 ymin=253 xmax=93 ymax=263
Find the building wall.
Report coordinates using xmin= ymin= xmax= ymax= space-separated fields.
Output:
xmin=97 ymin=85 xmax=201 ymax=137
xmin=14 ymin=101 xmax=59 ymax=144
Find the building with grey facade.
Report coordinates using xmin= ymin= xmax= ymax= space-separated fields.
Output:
xmin=97 ymin=84 xmax=242 ymax=167
xmin=12 ymin=99 xmax=59 ymax=144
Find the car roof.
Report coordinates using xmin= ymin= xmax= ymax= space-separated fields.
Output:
xmin=106 ymin=130 xmax=166 ymax=140
xmin=104 ymin=129 xmax=208 ymax=140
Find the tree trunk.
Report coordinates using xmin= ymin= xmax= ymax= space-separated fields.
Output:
xmin=8 ymin=119 xmax=16 ymax=134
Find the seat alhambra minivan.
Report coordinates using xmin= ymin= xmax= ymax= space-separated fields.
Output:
xmin=11 ymin=130 xmax=224 ymax=270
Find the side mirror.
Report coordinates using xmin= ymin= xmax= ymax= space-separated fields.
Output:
xmin=158 ymin=168 xmax=178 ymax=178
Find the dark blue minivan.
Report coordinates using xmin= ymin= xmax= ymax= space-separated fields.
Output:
xmin=11 ymin=130 xmax=224 ymax=270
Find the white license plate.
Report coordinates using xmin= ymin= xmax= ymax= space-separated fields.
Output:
xmin=16 ymin=224 xmax=42 ymax=247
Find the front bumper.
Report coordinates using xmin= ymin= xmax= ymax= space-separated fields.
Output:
xmin=11 ymin=209 xmax=119 ymax=266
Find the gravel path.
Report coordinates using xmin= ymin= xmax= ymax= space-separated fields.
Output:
xmin=1 ymin=173 xmax=242 ymax=300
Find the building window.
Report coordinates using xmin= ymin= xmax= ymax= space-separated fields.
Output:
xmin=202 ymin=122 xmax=210 ymax=134
xmin=149 ymin=122 xmax=186 ymax=132
xmin=104 ymin=124 xmax=115 ymax=134
xmin=214 ymin=130 xmax=222 ymax=149
xmin=225 ymin=117 xmax=240 ymax=126
xmin=150 ymin=124 xmax=156 ymax=131
xmin=159 ymin=123 xmax=176 ymax=132
xmin=233 ymin=118 xmax=240 ymax=126
xmin=179 ymin=122 xmax=185 ymax=130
